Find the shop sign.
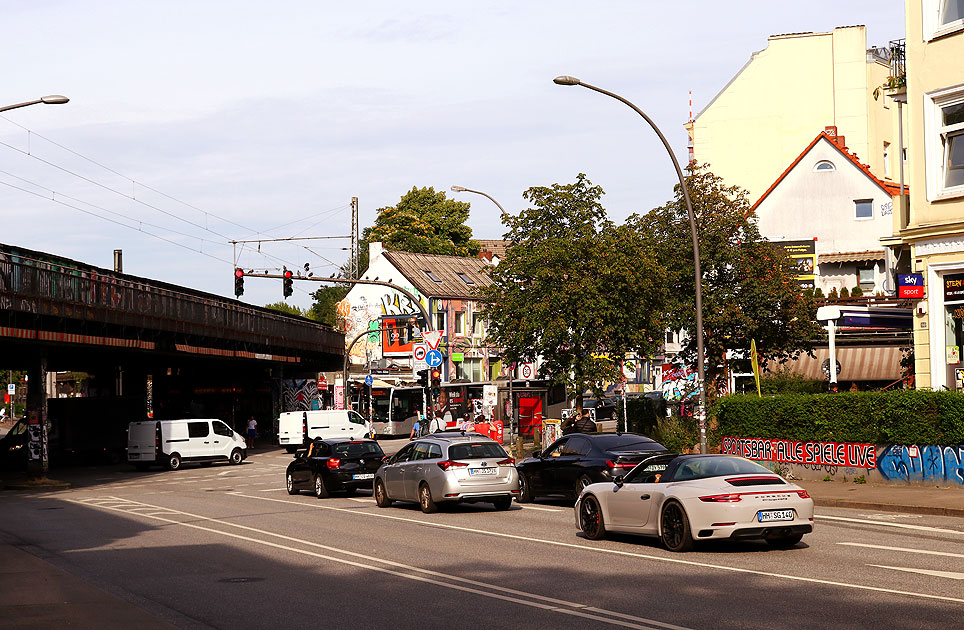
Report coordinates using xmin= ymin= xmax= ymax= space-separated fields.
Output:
xmin=944 ymin=273 xmax=964 ymax=301
xmin=898 ymin=274 xmax=924 ymax=299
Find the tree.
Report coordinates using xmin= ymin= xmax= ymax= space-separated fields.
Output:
xmin=307 ymin=285 xmax=348 ymax=327
xmin=640 ymin=164 xmax=820 ymax=397
xmin=357 ymin=186 xmax=480 ymax=272
xmin=481 ymin=174 xmax=667 ymax=409
xmin=264 ymin=301 xmax=309 ymax=318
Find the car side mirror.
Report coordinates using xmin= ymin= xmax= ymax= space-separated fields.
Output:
xmin=532 ymin=450 xmax=543 ymax=459
xmin=613 ymin=475 xmax=624 ymax=488
xmin=382 ymin=454 xmax=391 ymax=462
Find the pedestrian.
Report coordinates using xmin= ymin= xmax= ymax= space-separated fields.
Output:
xmin=561 ymin=412 xmax=576 ymax=435
xmin=573 ymin=409 xmax=597 ymax=434
xmin=246 ymin=415 xmax=258 ymax=449
xmin=409 ymin=412 xmax=422 ymax=440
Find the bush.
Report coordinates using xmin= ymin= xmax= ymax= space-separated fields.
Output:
xmin=759 ymin=368 xmax=825 ymax=394
xmin=851 ymin=286 xmax=863 ymax=297
xmin=623 ymin=397 xmax=664 ymax=436
xmin=655 ymin=414 xmax=699 ymax=453
xmin=712 ymin=390 xmax=964 ymax=444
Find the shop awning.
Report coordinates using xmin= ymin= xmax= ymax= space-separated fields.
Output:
xmin=818 ymin=250 xmax=885 ymax=264
xmin=765 ymin=345 xmax=905 ymax=382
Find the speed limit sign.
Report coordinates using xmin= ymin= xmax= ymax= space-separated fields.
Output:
xmin=520 ymin=363 xmax=535 ymax=380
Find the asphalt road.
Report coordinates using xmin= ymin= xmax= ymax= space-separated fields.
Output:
xmin=1 ymin=443 xmax=962 ymax=630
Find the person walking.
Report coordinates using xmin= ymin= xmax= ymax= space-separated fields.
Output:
xmin=246 ymin=415 xmax=258 ymax=449
xmin=573 ymin=409 xmax=597 ymax=434
xmin=409 ymin=412 xmax=423 ymax=440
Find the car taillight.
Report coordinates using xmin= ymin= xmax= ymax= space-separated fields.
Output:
xmin=497 ymin=457 xmax=515 ymax=466
xmin=437 ymin=460 xmax=470 ymax=471
xmin=796 ymin=490 xmax=810 ymax=499
xmin=605 ymin=460 xmax=637 ymax=469
xmin=699 ymin=493 xmax=742 ymax=502
xmin=327 ymin=458 xmax=341 ymax=469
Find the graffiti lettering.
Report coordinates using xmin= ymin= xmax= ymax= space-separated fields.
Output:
xmin=877 ymin=445 xmax=964 ymax=485
xmin=722 ymin=436 xmax=877 ymax=468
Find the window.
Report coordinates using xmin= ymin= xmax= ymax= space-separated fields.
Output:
xmin=213 ymin=421 xmax=234 ymax=437
xmin=942 ymin=0 xmax=964 ymax=27
xmin=348 ymin=411 xmax=366 ymax=426
xmin=187 ymin=422 xmax=209 ymax=438
xmin=423 ymin=270 xmax=442 ymax=283
xmin=814 ymin=160 xmax=836 ymax=172
xmin=924 ymin=0 xmax=964 ymax=38
xmin=472 ymin=313 xmax=483 ymax=335
xmin=567 ymin=436 xmax=592 ymax=456
xmin=448 ymin=442 xmax=508 ymax=460
xmin=925 ymin=86 xmax=964 ymax=198
xmin=454 ymin=312 xmax=465 ymax=334
xmin=858 ymin=267 xmax=876 ymax=293
xmin=854 ymin=199 xmax=873 ymax=219
xmin=456 ymin=272 xmax=475 ymax=286
xmin=434 ymin=312 xmax=445 ymax=332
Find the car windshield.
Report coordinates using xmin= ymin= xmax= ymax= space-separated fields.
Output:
xmin=594 ymin=435 xmax=665 ymax=451
xmin=448 ymin=442 xmax=507 ymax=460
xmin=333 ymin=441 xmax=383 ymax=458
xmin=671 ymin=456 xmax=772 ymax=481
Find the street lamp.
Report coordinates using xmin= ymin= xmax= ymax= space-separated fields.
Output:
xmin=450 ymin=185 xmax=510 ymax=219
xmin=553 ymin=75 xmax=707 ymax=454
xmin=0 ymin=95 xmax=69 ymax=114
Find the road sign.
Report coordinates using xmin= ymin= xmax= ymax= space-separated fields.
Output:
xmin=317 ymin=375 xmax=328 ymax=389
xmin=365 ymin=374 xmax=374 ymax=387
xmin=426 ymin=349 xmax=443 ymax=368
xmin=520 ymin=363 xmax=536 ymax=380
xmin=451 ymin=352 xmax=464 ymax=362
xmin=7 ymin=384 xmax=14 ymax=396
xmin=412 ymin=342 xmax=428 ymax=371
xmin=423 ymin=330 xmax=443 ymax=350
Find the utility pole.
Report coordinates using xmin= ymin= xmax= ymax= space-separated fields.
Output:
xmin=351 ymin=197 xmax=359 ymax=279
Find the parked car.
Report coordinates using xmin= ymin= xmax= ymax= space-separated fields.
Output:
xmin=278 ymin=410 xmax=370 ymax=453
xmin=373 ymin=432 xmax=518 ymax=513
xmin=128 ymin=419 xmax=247 ymax=470
xmin=286 ymin=438 xmax=385 ymax=498
xmin=574 ymin=453 xmax=814 ymax=551
xmin=515 ymin=432 xmax=666 ymax=502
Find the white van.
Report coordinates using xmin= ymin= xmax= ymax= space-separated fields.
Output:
xmin=127 ymin=419 xmax=247 ymax=471
xmin=277 ymin=410 xmax=370 ymax=452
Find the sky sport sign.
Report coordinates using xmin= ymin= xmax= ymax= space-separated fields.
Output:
xmin=722 ymin=436 xmax=877 ymax=468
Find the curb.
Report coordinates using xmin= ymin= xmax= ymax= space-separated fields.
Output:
xmin=3 ymin=477 xmax=72 ymax=491
xmin=814 ymin=497 xmax=964 ymax=519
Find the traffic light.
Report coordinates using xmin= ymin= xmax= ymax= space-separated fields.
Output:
xmin=416 ymin=369 xmax=428 ymax=388
xmin=234 ymin=268 xmax=244 ymax=297
xmin=283 ymin=268 xmax=293 ymax=298
xmin=430 ymin=368 xmax=441 ymax=396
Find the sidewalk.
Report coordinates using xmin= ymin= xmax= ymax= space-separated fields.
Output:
xmin=797 ymin=478 xmax=964 ymax=518
xmin=0 ymin=542 xmax=177 ymax=629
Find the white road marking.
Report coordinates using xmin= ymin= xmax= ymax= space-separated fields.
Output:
xmin=258 ymin=488 xmax=286 ymax=492
xmin=217 ymin=470 xmax=234 ymax=477
xmin=522 ymin=505 xmax=566 ymax=512
xmin=816 ymin=513 xmax=964 ymax=536
xmin=226 ymin=492 xmax=964 ymax=605
xmin=67 ymin=496 xmax=689 ymax=630
xmin=838 ymin=542 xmax=964 ymax=559
xmin=348 ymin=497 xmax=371 ymax=503
xmin=869 ymin=565 xmax=964 ymax=580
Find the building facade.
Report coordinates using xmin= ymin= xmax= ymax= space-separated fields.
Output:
xmin=687 ymin=25 xmax=900 ymax=202
xmin=899 ymin=0 xmax=964 ymax=390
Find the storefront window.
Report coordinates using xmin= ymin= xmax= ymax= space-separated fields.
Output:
xmin=943 ymin=272 xmax=964 ymax=389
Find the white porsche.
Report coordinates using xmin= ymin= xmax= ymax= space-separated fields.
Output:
xmin=574 ymin=453 xmax=814 ymax=551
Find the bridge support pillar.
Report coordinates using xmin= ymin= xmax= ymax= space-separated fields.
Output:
xmin=25 ymin=353 xmax=49 ymax=476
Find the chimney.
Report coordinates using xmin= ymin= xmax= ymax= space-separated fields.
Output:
xmin=369 ymin=241 xmax=383 ymax=262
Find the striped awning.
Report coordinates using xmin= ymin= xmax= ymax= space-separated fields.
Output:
xmin=766 ymin=346 xmax=905 ymax=381
xmin=818 ymin=250 xmax=885 ymax=264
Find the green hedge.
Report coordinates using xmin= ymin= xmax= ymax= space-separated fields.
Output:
xmin=712 ymin=390 xmax=964 ymax=445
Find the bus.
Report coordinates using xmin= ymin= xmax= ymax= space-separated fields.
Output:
xmin=365 ymin=385 xmax=423 ymax=437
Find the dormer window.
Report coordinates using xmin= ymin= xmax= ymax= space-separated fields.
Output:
xmin=456 ymin=272 xmax=475 ymax=285
xmin=814 ymin=160 xmax=835 ymax=172
xmin=423 ymin=270 xmax=442 ymax=283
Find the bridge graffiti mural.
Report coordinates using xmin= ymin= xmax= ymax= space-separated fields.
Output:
xmin=876 ymin=444 xmax=964 ymax=485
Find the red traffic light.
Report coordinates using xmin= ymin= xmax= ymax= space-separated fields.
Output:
xmin=430 ymin=368 xmax=441 ymax=380
xmin=283 ymin=269 xmax=293 ymax=279
xmin=235 ymin=268 xmax=244 ymax=278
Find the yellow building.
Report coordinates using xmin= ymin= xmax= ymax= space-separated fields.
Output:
xmin=898 ymin=1 xmax=964 ymax=390
xmin=687 ymin=25 xmax=899 ymax=202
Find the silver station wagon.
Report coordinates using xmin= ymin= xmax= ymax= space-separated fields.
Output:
xmin=374 ymin=432 xmax=519 ymax=513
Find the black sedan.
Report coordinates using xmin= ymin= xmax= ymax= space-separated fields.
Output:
xmin=515 ymin=432 xmax=666 ymax=502
xmin=286 ymin=438 xmax=385 ymax=498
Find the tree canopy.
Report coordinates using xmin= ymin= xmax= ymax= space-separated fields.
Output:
xmin=264 ymin=301 xmax=309 ymax=318
xmin=638 ymin=164 xmax=820 ymax=396
xmin=481 ymin=174 xmax=667 ymax=407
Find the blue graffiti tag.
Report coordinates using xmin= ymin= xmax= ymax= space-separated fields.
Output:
xmin=877 ymin=445 xmax=964 ymax=485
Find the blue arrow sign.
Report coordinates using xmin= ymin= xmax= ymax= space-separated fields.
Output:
xmin=425 ymin=349 xmax=443 ymax=368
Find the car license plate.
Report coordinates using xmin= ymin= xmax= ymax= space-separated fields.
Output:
xmin=758 ymin=509 xmax=795 ymax=522
xmin=129 ymin=454 xmax=139 ymax=459
xmin=469 ymin=467 xmax=497 ymax=476
xmin=352 ymin=473 xmax=374 ymax=480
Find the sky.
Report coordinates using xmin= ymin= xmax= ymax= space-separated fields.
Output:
xmin=1 ymin=1 xmax=906 ymax=311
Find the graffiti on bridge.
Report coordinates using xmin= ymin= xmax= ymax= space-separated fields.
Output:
xmin=877 ymin=444 xmax=964 ymax=485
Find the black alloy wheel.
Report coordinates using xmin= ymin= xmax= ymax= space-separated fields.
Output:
xmin=660 ymin=501 xmax=694 ymax=552
xmin=574 ymin=474 xmax=594 ymax=498
xmin=516 ymin=472 xmax=533 ymax=503
xmin=314 ymin=474 xmax=329 ymax=499
xmin=579 ymin=495 xmax=606 ymax=540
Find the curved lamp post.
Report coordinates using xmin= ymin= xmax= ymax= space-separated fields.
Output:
xmin=553 ymin=75 xmax=707 ymax=454
xmin=450 ymin=185 xmax=510 ymax=219
xmin=0 ymin=95 xmax=69 ymax=114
